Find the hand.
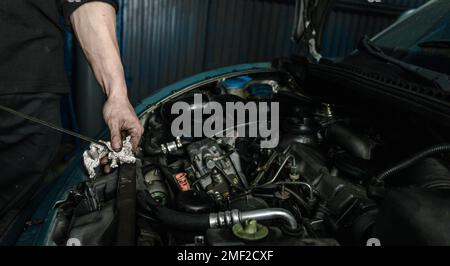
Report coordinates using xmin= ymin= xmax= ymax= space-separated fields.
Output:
xmin=102 ymin=94 xmax=144 ymax=152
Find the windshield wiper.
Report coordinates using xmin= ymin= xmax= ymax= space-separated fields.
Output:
xmin=358 ymin=35 xmax=450 ymax=92
xmin=418 ymin=40 xmax=450 ymax=49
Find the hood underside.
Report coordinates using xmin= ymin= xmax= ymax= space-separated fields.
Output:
xmin=292 ymin=0 xmax=334 ymax=61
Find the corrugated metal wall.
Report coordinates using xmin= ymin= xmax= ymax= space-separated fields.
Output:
xmin=122 ymin=0 xmax=295 ymax=103
xmin=121 ymin=0 xmax=428 ymax=103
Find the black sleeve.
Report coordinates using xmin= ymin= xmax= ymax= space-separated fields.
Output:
xmin=57 ymin=0 xmax=119 ymax=26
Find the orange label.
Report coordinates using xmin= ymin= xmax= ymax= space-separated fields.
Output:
xmin=175 ymin=172 xmax=191 ymax=191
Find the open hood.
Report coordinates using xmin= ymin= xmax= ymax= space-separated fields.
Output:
xmin=292 ymin=0 xmax=334 ymax=62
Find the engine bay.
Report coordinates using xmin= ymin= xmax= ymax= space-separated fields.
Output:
xmin=51 ymin=69 xmax=450 ymax=246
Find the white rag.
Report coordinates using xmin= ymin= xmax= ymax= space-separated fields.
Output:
xmin=83 ymin=136 xmax=136 ymax=178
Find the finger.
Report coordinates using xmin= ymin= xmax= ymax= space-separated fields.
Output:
xmin=103 ymin=164 xmax=112 ymax=174
xmin=109 ymin=122 xmax=123 ymax=152
xmin=123 ymin=119 xmax=143 ymax=151
xmin=128 ymin=131 xmax=140 ymax=151
xmin=100 ymin=156 xmax=109 ymax=166
xmin=128 ymin=126 xmax=144 ymax=151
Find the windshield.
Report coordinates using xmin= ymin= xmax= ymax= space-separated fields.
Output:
xmin=372 ymin=0 xmax=450 ymax=75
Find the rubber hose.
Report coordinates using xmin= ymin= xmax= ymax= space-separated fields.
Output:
xmin=376 ymin=144 xmax=450 ymax=183
xmin=155 ymin=208 xmax=211 ymax=231
xmin=137 ymin=191 xmax=210 ymax=231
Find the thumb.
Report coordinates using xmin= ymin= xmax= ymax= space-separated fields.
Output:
xmin=110 ymin=124 xmax=123 ymax=152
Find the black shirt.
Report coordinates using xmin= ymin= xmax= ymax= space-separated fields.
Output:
xmin=0 ymin=0 xmax=118 ymax=95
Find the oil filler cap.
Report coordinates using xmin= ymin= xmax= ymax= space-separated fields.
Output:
xmin=232 ymin=220 xmax=269 ymax=241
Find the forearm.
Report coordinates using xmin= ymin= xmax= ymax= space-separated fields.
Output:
xmin=70 ymin=2 xmax=126 ymax=99
xmin=69 ymin=2 xmax=143 ymax=151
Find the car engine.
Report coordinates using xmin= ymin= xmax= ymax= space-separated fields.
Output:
xmin=51 ymin=69 xmax=450 ymax=246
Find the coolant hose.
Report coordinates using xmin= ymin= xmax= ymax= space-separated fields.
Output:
xmin=138 ymin=191 xmax=298 ymax=231
xmin=137 ymin=191 xmax=210 ymax=230
xmin=155 ymin=208 xmax=298 ymax=231
xmin=156 ymin=208 xmax=211 ymax=231
xmin=376 ymin=144 xmax=450 ymax=183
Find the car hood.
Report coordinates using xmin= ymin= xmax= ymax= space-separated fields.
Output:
xmin=292 ymin=0 xmax=334 ymax=62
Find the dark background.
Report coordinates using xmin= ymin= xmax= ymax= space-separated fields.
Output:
xmin=61 ymin=0 xmax=429 ymax=147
